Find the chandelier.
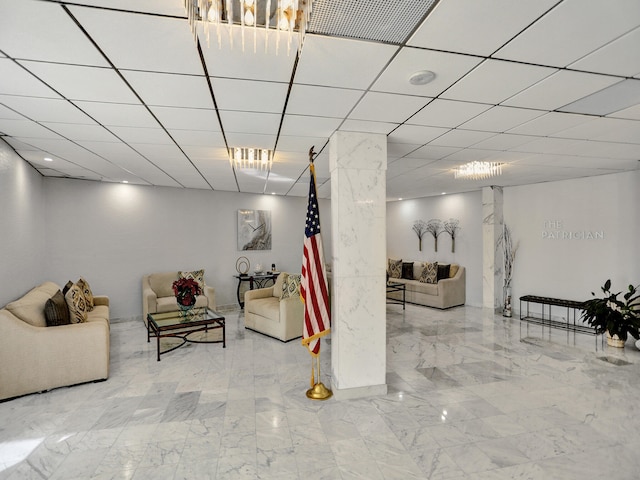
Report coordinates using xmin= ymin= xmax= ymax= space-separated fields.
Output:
xmin=230 ymin=147 xmax=273 ymax=171
xmin=184 ymin=0 xmax=313 ymax=54
xmin=454 ymin=161 xmax=503 ymax=180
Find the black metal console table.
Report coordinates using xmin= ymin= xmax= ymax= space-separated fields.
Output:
xmin=234 ymin=273 xmax=279 ymax=308
xmin=519 ymin=295 xmax=592 ymax=335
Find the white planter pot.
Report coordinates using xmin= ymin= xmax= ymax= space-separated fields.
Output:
xmin=606 ymin=331 xmax=625 ymax=348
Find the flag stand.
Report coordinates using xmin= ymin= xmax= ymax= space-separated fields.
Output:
xmin=306 ymin=355 xmax=332 ymax=400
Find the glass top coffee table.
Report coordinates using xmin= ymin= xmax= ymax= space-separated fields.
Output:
xmin=147 ymin=307 xmax=225 ymax=361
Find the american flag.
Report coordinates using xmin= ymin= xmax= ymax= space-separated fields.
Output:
xmin=300 ymin=162 xmax=330 ymax=357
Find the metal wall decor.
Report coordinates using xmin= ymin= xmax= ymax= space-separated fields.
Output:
xmin=236 ymin=256 xmax=250 ymax=275
xmin=443 ymin=218 xmax=461 ymax=253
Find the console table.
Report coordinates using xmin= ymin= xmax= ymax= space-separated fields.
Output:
xmin=234 ymin=273 xmax=279 ymax=308
xmin=519 ymin=295 xmax=592 ymax=335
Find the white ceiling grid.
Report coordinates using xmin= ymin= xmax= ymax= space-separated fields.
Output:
xmin=0 ymin=0 xmax=638 ymax=200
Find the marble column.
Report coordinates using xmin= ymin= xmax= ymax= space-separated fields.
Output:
xmin=482 ymin=186 xmax=504 ymax=310
xmin=329 ymin=131 xmax=387 ymax=400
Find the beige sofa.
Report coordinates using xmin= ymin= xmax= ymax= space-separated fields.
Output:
xmin=244 ymin=273 xmax=304 ymax=341
xmin=142 ymin=271 xmax=216 ymax=326
xmin=388 ymin=262 xmax=466 ymax=309
xmin=0 ymin=281 xmax=110 ymax=401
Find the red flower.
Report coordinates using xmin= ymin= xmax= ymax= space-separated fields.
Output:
xmin=172 ymin=278 xmax=202 ymax=307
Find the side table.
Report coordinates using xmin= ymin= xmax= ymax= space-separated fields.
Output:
xmin=234 ymin=273 xmax=279 ymax=308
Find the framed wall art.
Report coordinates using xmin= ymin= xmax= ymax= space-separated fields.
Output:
xmin=237 ymin=209 xmax=272 ymax=250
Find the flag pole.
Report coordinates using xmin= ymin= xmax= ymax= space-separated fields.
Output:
xmin=304 ymin=146 xmax=332 ymax=401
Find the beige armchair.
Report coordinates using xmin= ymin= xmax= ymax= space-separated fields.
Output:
xmin=142 ymin=271 xmax=216 ymax=326
xmin=244 ymin=272 xmax=304 ymax=341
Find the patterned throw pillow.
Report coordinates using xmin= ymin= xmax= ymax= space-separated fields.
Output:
xmin=401 ymin=262 xmax=414 ymax=280
xmin=45 ymin=290 xmax=71 ymax=327
xmin=281 ymin=274 xmax=302 ymax=300
xmin=179 ymin=269 xmax=205 ymax=291
xmin=65 ymin=284 xmax=88 ymax=323
xmin=76 ymin=277 xmax=94 ymax=311
xmin=449 ymin=264 xmax=460 ymax=278
xmin=419 ymin=262 xmax=438 ymax=284
xmin=387 ymin=258 xmax=402 ymax=279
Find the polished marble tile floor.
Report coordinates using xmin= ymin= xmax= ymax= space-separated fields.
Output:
xmin=2 ymin=305 xmax=640 ymax=479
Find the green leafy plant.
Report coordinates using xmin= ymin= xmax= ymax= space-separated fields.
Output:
xmin=581 ymin=280 xmax=640 ymax=341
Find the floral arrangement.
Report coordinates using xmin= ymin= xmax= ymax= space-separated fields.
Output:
xmin=172 ymin=277 xmax=202 ymax=307
xmin=581 ymin=280 xmax=640 ymax=342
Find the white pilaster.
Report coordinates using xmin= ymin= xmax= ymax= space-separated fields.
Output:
xmin=482 ymin=186 xmax=504 ymax=310
xmin=329 ymin=131 xmax=387 ymax=400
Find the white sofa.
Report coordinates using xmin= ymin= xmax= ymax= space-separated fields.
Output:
xmin=244 ymin=273 xmax=304 ymax=341
xmin=0 ymin=281 xmax=110 ymax=401
xmin=388 ymin=262 xmax=466 ymax=309
xmin=142 ymin=271 xmax=216 ymax=326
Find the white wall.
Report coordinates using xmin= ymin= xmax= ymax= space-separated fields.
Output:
xmin=43 ymin=177 xmax=331 ymax=319
xmin=0 ymin=140 xmax=46 ymax=306
xmin=386 ymin=191 xmax=484 ymax=307
xmin=504 ymin=171 xmax=640 ymax=309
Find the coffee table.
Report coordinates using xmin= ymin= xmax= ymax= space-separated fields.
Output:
xmin=147 ymin=307 xmax=225 ymax=361
xmin=386 ymin=281 xmax=406 ymax=310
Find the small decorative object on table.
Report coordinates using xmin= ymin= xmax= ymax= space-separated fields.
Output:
xmin=581 ymin=279 xmax=640 ymax=347
xmin=172 ymin=277 xmax=202 ymax=319
xmin=236 ymin=256 xmax=250 ymax=275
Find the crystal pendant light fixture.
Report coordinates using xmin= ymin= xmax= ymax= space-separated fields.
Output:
xmin=230 ymin=147 xmax=273 ymax=171
xmin=454 ymin=161 xmax=503 ymax=180
xmin=184 ymin=0 xmax=313 ymax=54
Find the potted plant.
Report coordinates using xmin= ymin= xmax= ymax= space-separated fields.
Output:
xmin=581 ymin=280 xmax=640 ymax=347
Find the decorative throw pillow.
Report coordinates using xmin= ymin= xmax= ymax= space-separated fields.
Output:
xmin=62 ymin=280 xmax=74 ymax=296
xmin=449 ymin=264 xmax=460 ymax=278
xmin=437 ymin=264 xmax=451 ymax=282
xmin=419 ymin=262 xmax=438 ymax=284
xmin=281 ymin=274 xmax=302 ymax=300
xmin=179 ymin=269 xmax=205 ymax=291
xmin=401 ymin=262 xmax=414 ymax=280
xmin=387 ymin=258 xmax=402 ymax=279
xmin=65 ymin=284 xmax=88 ymax=323
xmin=45 ymin=290 xmax=71 ymax=327
xmin=76 ymin=277 xmax=94 ymax=311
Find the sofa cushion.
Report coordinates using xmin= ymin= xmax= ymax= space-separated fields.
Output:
xmin=419 ymin=262 xmax=438 ymax=284
xmin=76 ymin=277 xmax=94 ymax=311
xmin=62 ymin=280 xmax=74 ymax=295
xmin=413 ymin=262 xmax=424 ymax=280
xmin=281 ymin=274 xmax=301 ymax=299
xmin=45 ymin=290 xmax=71 ymax=327
xmin=450 ymin=264 xmax=460 ymax=278
xmin=179 ymin=269 xmax=205 ymax=290
xmin=387 ymin=258 xmax=402 ymax=278
xmin=5 ymin=281 xmax=59 ymax=328
xmin=273 ymin=273 xmax=287 ymax=297
xmin=65 ymin=283 xmax=88 ymax=323
xmin=149 ymin=271 xmax=179 ymax=298
xmin=408 ymin=280 xmax=439 ymax=296
xmin=437 ymin=264 xmax=451 ymax=282
xmin=401 ymin=262 xmax=414 ymax=280
xmin=87 ymin=305 xmax=110 ymax=323
xmin=249 ymin=296 xmax=280 ymax=320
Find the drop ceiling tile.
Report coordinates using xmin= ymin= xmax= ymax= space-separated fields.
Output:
xmin=74 ymin=102 xmax=158 ymax=128
xmin=277 ymin=135 xmax=329 ymax=153
xmin=441 ymin=59 xmax=556 ymax=104
xmin=67 ymin=0 xmax=185 ymax=16
xmin=569 ymin=27 xmax=640 ymax=77
xmin=388 ymin=125 xmax=448 ymax=145
xmin=129 ymin=142 xmax=184 ymax=161
xmin=372 ymin=48 xmax=482 ymax=97
xmin=507 ymin=112 xmax=592 ymax=136
xmin=0 ymin=96 xmax=94 ymax=124
xmin=460 ymin=106 xmax=544 ymax=133
xmin=149 ymin=106 xmax=220 ymax=131
xmin=503 ymin=70 xmax=620 ymax=110
xmin=494 ymin=0 xmax=640 ymax=67
xmin=168 ymin=129 xmax=226 ymax=147
xmin=69 ymin=7 xmax=202 ymax=75
xmin=211 ymin=78 xmax=288 ymax=113
xmin=182 ymin=146 xmax=228 ymax=162
xmin=607 ymin=103 xmax=640 ymax=120
xmin=550 ymin=117 xmax=630 ymax=140
xmin=122 ymin=71 xmax=213 ymax=109
xmin=565 ymin=140 xmax=640 ymax=160
xmin=0 ymin=0 xmax=108 ymax=66
xmin=0 ymin=104 xmax=26 ymax=120
xmin=405 ymin=145 xmax=461 ymax=160
xmin=41 ymin=122 xmax=117 ymax=142
xmin=513 ymin=137 xmax=580 ymax=155
xmin=442 ymin=149 xmax=495 ymax=163
xmin=348 ymin=92 xmax=430 ymax=123
xmin=339 ymin=119 xmax=398 ymax=135
xmin=0 ymin=119 xmax=62 ymax=139
xmin=219 ymin=111 xmax=280 ymax=135
xmin=296 ymin=35 xmax=397 ymax=89
xmin=108 ymin=126 xmax=173 ymax=145
xmin=387 ymin=143 xmax=422 ymax=157
xmin=429 ymin=129 xmax=496 ymax=148
xmin=592 ymin=122 xmax=640 ymax=144
xmin=225 ymin=132 xmax=275 ymax=149
xmin=2 ymin=138 xmax=39 ymax=151
xmin=558 ymin=79 xmax=640 ymax=116
xmin=409 ymin=0 xmax=558 ymax=56
xmin=19 ymin=61 xmax=139 ymax=103
xmin=0 ymin=59 xmax=61 ymax=98
xmin=287 ymin=85 xmax=363 ymax=118
xmin=408 ymin=99 xmax=492 ymax=128
xmin=201 ymin=28 xmax=298 ymax=83
xmin=280 ymin=115 xmax=342 ymax=138
xmin=473 ymin=133 xmax=539 ymax=151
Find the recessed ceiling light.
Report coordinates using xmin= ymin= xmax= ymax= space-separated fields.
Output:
xmin=122 ymin=180 xmax=129 ymax=184
xmin=398 ymin=198 xmax=403 ymax=201
xmin=441 ymin=192 xmax=446 ymax=195
xmin=44 ymin=157 xmax=52 ymax=162
xmin=271 ymin=192 xmax=276 ymax=195
xmin=409 ymin=70 xmax=436 ymax=86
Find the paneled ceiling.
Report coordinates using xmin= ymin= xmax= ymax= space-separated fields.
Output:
xmin=1 ymin=0 xmax=639 ymax=200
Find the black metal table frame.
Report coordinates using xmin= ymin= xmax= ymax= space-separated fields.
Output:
xmin=235 ymin=273 xmax=279 ymax=308
xmin=147 ymin=310 xmax=226 ymax=361
xmin=386 ymin=282 xmax=406 ymax=310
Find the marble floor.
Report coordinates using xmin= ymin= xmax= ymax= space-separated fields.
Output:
xmin=2 ymin=305 xmax=640 ymax=479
